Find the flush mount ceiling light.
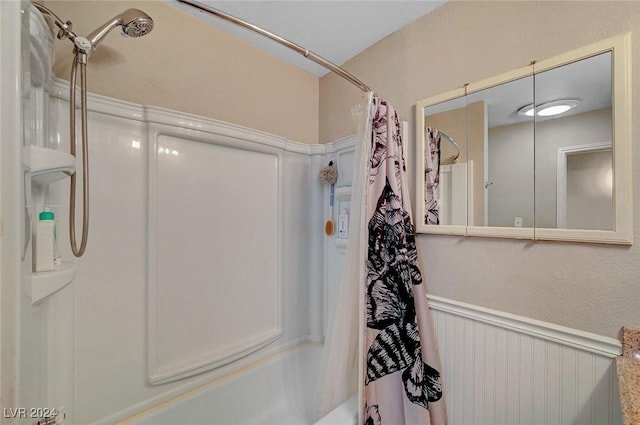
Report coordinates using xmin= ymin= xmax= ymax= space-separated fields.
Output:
xmin=517 ymin=99 xmax=581 ymax=118
xmin=517 ymin=104 xmax=535 ymax=117
xmin=537 ymin=99 xmax=581 ymax=116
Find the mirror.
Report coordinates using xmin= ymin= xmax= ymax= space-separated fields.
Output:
xmin=466 ymin=74 xmax=534 ymax=238
xmin=415 ymin=33 xmax=632 ymax=244
xmin=534 ymin=52 xmax=612 ymax=231
xmin=419 ymin=93 xmax=467 ymax=233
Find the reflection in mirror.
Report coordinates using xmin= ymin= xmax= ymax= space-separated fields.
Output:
xmin=466 ymin=75 xmax=535 ymax=228
xmin=534 ymin=52 xmax=613 ymax=230
xmin=565 ymin=148 xmax=613 ymax=229
xmin=423 ymin=96 xmax=467 ymax=226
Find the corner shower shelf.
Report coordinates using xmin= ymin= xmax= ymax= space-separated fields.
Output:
xmin=28 ymin=145 xmax=75 ymax=186
xmin=29 ymin=262 xmax=77 ymax=305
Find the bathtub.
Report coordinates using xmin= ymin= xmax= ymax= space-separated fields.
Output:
xmin=122 ymin=344 xmax=358 ymax=425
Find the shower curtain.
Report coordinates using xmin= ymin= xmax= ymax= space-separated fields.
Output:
xmin=320 ymin=93 xmax=372 ymax=415
xmin=320 ymin=94 xmax=446 ymax=425
xmin=424 ymin=128 xmax=441 ymax=225
xmin=363 ymin=96 xmax=445 ymax=425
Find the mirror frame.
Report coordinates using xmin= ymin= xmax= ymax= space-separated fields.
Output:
xmin=415 ymin=33 xmax=632 ymax=244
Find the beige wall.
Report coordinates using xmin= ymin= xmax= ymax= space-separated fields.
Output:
xmin=45 ymin=0 xmax=319 ymax=144
xmin=320 ymin=1 xmax=640 ymax=339
xmin=427 ymin=106 xmax=466 ymax=161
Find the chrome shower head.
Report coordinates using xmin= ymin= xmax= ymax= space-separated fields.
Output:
xmin=87 ymin=9 xmax=154 ymax=50
xmin=121 ymin=9 xmax=154 ymax=37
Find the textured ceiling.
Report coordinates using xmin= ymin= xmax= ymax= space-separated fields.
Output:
xmin=170 ymin=0 xmax=447 ymax=76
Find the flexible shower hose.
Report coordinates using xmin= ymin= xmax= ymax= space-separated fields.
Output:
xmin=68 ymin=52 xmax=89 ymax=257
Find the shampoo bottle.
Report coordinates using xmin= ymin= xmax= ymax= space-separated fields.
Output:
xmin=34 ymin=208 xmax=55 ymax=272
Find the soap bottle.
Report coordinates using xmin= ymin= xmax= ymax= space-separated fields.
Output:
xmin=34 ymin=208 xmax=55 ymax=272
xmin=338 ymin=208 xmax=349 ymax=239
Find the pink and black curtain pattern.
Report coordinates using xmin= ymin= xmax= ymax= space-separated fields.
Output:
xmin=424 ymin=127 xmax=441 ymax=225
xmin=364 ymin=96 xmax=446 ymax=425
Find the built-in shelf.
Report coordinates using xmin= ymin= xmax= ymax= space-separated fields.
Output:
xmin=28 ymin=145 xmax=75 ymax=186
xmin=29 ymin=262 xmax=77 ymax=305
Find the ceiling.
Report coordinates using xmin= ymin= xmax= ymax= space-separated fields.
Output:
xmin=170 ymin=0 xmax=447 ymax=77
xmin=167 ymin=0 xmax=611 ymax=127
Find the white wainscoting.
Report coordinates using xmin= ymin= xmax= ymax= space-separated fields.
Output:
xmin=429 ymin=295 xmax=622 ymax=425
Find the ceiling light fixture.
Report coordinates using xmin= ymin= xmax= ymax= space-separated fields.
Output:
xmin=517 ymin=99 xmax=581 ymax=118
xmin=517 ymin=104 xmax=535 ymax=117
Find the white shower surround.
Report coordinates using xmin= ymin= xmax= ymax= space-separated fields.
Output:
xmin=44 ymin=80 xmax=624 ymax=425
xmin=47 ymin=78 xmax=320 ymax=424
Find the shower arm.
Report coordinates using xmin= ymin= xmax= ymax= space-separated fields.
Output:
xmin=32 ymin=5 xmax=153 ymax=258
xmin=32 ymin=3 xmax=94 ymax=60
xmin=32 ymin=2 xmax=77 ymax=41
xmin=177 ymin=0 xmax=373 ymax=93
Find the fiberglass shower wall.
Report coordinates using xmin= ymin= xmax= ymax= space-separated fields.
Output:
xmin=39 ymin=82 xmax=317 ymax=423
xmin=3 ymin=4 xmax=77 ymax=423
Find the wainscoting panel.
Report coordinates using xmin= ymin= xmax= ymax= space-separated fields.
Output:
xmin=147 ymin=117 xmax=285 ymax=385
xmin=429 ymin=296 xmax=622 ymax=425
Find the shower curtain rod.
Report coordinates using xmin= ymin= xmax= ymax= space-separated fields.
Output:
xmin=177 ymin=0 xmax=373 ymax=92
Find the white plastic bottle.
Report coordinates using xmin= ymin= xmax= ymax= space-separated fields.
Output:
xmin=34 ymin=208 xmax=55 ymax=272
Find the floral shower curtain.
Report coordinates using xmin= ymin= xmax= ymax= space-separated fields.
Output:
xmin=319 ymin=94 xmax=446 ymax=425
xmin=363 ymin=96 xmax=446 ymax=425
xmin=424 ymin=127 xmax=441 ymax=225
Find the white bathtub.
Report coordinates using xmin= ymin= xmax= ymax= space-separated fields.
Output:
xmin=122 ymin=344 xmax=358 ymax=425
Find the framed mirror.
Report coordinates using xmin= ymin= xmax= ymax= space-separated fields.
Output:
xmin=415 ymin=33 xmax=632 ymax=244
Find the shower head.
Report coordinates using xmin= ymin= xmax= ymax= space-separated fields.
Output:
xmin=120 ymin=9 xmax=155 ymax=37
xmin=87 ymin=9 xmax=154 ymax=50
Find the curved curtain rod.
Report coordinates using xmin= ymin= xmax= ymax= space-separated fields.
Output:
xmin=176 ymin=0 xmax=373 ymax=93
xmin=438 ymin=130 xmax=461 ymax=160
